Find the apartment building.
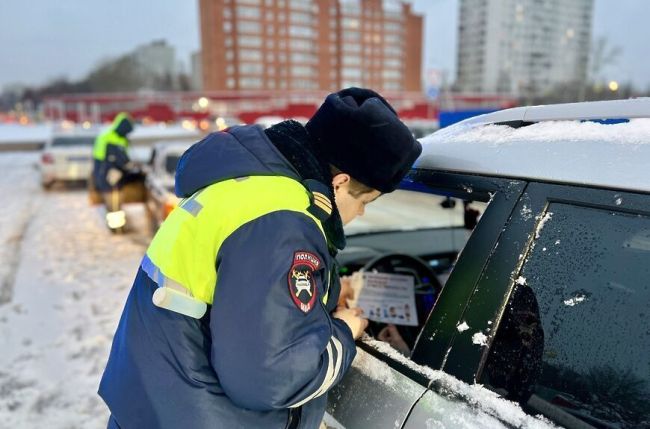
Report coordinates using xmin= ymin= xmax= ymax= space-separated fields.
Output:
xmin=199 ymin=0 xmax=423 ymax=92
xmin=456 ymin=0 xmax=593 ymax=97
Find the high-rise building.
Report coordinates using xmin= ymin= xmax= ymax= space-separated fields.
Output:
xmin=133 ymin=40 xmax=177 ymax=79
xmin=199 ymin=0 xmax=422 ymax=92
xmin=456 ymin=0 xmax=593 ymax=97
xmin=191 ymin=51 xmax=203 ymax=90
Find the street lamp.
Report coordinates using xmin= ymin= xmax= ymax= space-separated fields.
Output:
xmin=198 ymin=97 xmax=210 ymax=109
xmin=608 ymin=81 xmax=619 ymax=92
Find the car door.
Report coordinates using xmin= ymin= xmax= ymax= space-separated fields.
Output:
xmin=477 ymin=182 xmax=650 ymax=428
xmin=415 ymin=181 xmax=650 ymax=428
xmin=324 ymin=345 xmax=430 ymax=428
xmin=326 ymin=171 xmax=527 ymax=428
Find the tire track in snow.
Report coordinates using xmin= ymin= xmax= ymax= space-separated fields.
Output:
xmin=0 ymin=153 xmax=39 ymax=307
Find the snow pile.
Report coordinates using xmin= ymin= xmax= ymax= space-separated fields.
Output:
xmin=0 ymin=152 xmax=147 ymax=428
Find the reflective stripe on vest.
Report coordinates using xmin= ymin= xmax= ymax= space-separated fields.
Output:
xmin=143 ymin=175 xmax=328 ymax=305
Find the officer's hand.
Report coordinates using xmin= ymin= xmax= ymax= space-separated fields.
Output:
xmin=333 ymin=307 xmax=368 ymax=340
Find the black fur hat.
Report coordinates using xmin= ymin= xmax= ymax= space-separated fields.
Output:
xmin=305 ymin=87 xmax=422 ymax=193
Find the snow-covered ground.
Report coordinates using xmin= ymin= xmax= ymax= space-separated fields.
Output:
xmin=0 ymin=152 xmax=148 ymax=428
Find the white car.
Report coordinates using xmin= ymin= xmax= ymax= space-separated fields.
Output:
xmin=253 ymin=115 xmax=285 ymax=129
xmin=327 ymin=98 xmax=650 ymax=429
xmin=144 ymin=140 xmax=195 ymax=230
xmin=40 ymin=128 xmax=98 ymax=188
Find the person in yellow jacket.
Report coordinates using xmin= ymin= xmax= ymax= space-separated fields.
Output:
xmin=92 ymin=112 xmax=135 ymax=192
xmin=99 ymin=88 xmax=422 ymax=428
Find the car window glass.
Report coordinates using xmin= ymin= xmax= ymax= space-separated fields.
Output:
xmin=481 ymin=202 xmax=650 ymax=429
xmin=345 ymin=190 xmax=481 ymax=235
xmin=339 ymin=190 xmax=488 ymax=358
xmin=165 ymin=155 xmax=181 ymax=174
xmin=51 ymin=137 xmax=94 ymax=147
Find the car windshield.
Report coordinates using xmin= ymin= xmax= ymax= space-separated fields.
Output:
xmin=165 ymin=154 xmax=181 ymax=174
xmin=344 ymin=190 xmax=466 ymax=236
xmin=51 ymin=137 xmax=95 ymax=147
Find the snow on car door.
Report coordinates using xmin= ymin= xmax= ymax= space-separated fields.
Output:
xmin=325 ymin=344 xmax=428 ymax=428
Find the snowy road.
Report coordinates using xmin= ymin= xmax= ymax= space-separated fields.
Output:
xmin=0 ymin=153 xmax=148 ymax=428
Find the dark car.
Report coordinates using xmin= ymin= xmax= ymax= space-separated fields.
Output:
xmin=325 ymin=98 xmax=650 ymax=429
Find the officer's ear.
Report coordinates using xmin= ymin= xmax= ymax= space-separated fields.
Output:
xmin=332 ymin=173 xmax=351 ymax=192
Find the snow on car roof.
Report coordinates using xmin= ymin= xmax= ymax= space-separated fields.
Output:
xmin=418 ymin=99 xmax=650 ymax=193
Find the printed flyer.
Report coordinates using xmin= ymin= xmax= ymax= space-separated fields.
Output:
xmin=347 ymin=271 xmax=418 ymax=327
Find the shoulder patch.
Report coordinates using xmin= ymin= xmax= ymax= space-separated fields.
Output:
xmin=288 ymin=251 xmax=321 ymax=314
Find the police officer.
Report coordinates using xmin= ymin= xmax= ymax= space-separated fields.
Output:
xmin=92 ymin=112 xmax=134 ymax=194
xmin=99 ymin=88 xmax=422 ymax=429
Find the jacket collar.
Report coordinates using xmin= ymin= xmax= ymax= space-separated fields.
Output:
xmin=264 ymin=120 xmax=346 ymax=252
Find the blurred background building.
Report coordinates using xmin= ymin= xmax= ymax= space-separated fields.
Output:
xmin=6 ymin=0 xmax=642 ymax=128
xmin=190 ymin=51 xmax=203 ymax=91
xmin=133 ymin=40 xmax=178 ymax=86
xmin=199 ymin=0 xmax=422 ymax=93
xmin=455 ymin=0 xmax=594 ymax=99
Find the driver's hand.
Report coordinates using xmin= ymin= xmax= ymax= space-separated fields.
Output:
xmin=337 ymin=275 xmax=354 ymax=308
xmin=377 ymin=324 xmax=411 ymax=356
xmin=333 ymin=306 xmax=368 ymax=340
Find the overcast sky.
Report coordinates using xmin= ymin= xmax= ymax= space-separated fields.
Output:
xmin=0 ymin=0 xmax=647 ymax=90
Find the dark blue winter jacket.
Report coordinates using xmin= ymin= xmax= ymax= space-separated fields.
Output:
xmin=99 ymin=124 xmax=357 ymax=429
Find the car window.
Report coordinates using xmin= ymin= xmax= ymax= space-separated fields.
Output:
xmin=165 ymin=154 xmax=181 ymax=174
xmin=481 ymin=202 xmax=650 ymax=428
xmin=345 ymin=190 xmax=478 ymax=235
xmin=342 ymin=191 xmax=487 ymax=285
xmin=51 ymin=137 xmax=95 ymax=147
xmin=339 ymin=189 xmax=488 ymax=358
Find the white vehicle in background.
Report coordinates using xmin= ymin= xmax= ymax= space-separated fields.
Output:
xmin=39 ymin=127 xmax=99 ymax=188
xmin=253 ymin=115 xmax=284 ymax=129
xmin=144 ymin=140 xmax=195 ymax=230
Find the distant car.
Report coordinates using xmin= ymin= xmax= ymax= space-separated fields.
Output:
xmin=326 ymin=98 xmax=650 ymax=429
xmin=253 ymin=115 xmax=285 ymax=129
xmin=144 ymin=140 xmax=194 ymax=230
xmin=40 ymin=128 xmax=98 ymax=188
